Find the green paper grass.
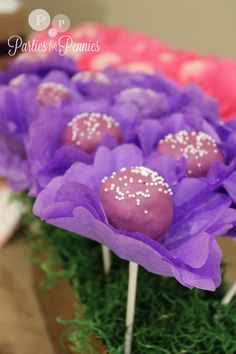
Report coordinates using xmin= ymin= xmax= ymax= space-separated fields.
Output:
xmin=20 ymin=195 xmax=236 ymax=354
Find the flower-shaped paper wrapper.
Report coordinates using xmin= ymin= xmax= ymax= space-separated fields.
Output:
xmin=33 ymin=144 xmax=236 ymax=291
xmin=0 ymin=69 xmax=84 ymax=193
xmin=0 ymin=76 xmax=40 ymax=191
xmin=6 ymin=52 xmax=76 ymax=82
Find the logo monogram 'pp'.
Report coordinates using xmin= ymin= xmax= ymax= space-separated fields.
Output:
xmin=28 ymin=9 xmax=70 ymax=33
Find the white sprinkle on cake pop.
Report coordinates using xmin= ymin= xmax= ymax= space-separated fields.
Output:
xmin=100 ymin=166 xmax=173 ymax=240
xmin=36 ymin=82 xmax=72 ymax=106
xmin=71 ymin=71 xmax=110 ymax=85
xmin=62 ymin=112 xmax=122 ymax=153
xmin=157 ymin=130 xmax=224 ymax=177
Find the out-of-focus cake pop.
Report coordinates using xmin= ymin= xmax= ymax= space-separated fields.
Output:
xmin=62 ymin=112 xmax=123 ymax=153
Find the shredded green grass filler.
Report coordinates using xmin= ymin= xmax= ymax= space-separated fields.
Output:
xmin=21 ymin=196 xmax=236 ymax=354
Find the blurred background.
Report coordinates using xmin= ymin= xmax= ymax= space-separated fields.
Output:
xmin=0 ymin=1 xmax=236 ymax=354
xmin=23 ymin=0 xmax=236 ymax=58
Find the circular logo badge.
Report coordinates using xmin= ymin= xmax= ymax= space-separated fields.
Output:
xmin=28 ymin=9 xmax=51 ymax=31
xmin=52 ymin=14 xmax=70 ymax=33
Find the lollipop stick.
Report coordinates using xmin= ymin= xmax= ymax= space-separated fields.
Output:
xmin=222 ymin=280 xmax=236 ymax=305
xmin=101 ymin=245 xmax=111 ymax=274
xmin=124 ymin=262 xmax=139 ymax=354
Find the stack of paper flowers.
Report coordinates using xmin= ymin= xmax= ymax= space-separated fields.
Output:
xmin=0 ymin=52 xmax=235 ymax=291
xmin=31 ymin=22 xmax=236 ymax=122
xmin=1 ymin=49 xmax=236 ymax=353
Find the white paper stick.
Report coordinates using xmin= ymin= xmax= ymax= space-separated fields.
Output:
xmin=101 ymin=245 xmax=111 ymax=274
xmin=222 ymin=280 xmax=236 ymax=305
xmin=124 ymin=262 xmax=139 ymax=354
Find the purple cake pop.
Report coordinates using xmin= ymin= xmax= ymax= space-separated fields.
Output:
xmin=115 ymin=87 xmax=168 ymax=116
xmin=156 ymin=130 xmax=224 ymax=177
xmin=100 ymin=166 xmax=173 ymax=241
xmin=118 ymin=87 xmax=163 ymax=108
xmin=71 ymin=71 xmax=110 ymax=85
xmin=36 ymin=82 xmax=72 ymax=106
xmin=62 ymin=113 xmax=123 ymax=154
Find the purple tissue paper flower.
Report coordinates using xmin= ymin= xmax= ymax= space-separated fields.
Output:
xmin=0 ymin=75 xmax=40 ymax=190
xmin=22 ymin=70 xmax=83 ymax=121
xmin=0 ymin=68 xmax=83 ymax=192
xmin=33 ymin=144 xmax=236 ymax=290
xmin=6 ymin=52 xmax=76 ymax=82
